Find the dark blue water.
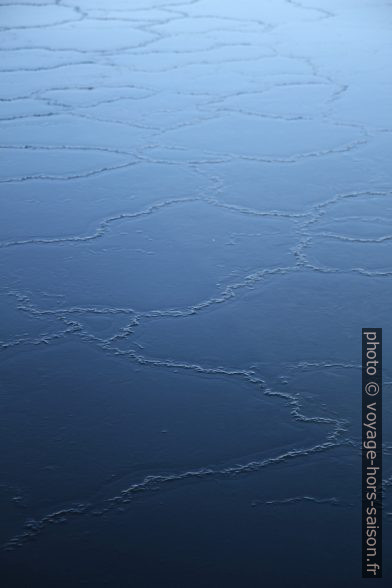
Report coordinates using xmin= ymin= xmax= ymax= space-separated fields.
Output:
xmin=1 ymin=1 xmax=392 ymax=586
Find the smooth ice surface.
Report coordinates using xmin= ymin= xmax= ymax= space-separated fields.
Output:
xmin=0 ymin=1 xmax=391 ymax=587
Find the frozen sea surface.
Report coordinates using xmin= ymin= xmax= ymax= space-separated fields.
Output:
xmin=0 ymin=1 xmax=391 ymax=586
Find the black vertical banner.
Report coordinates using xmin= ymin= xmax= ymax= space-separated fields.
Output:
xmin=362 ymin=328 xmax=382 ymax=578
